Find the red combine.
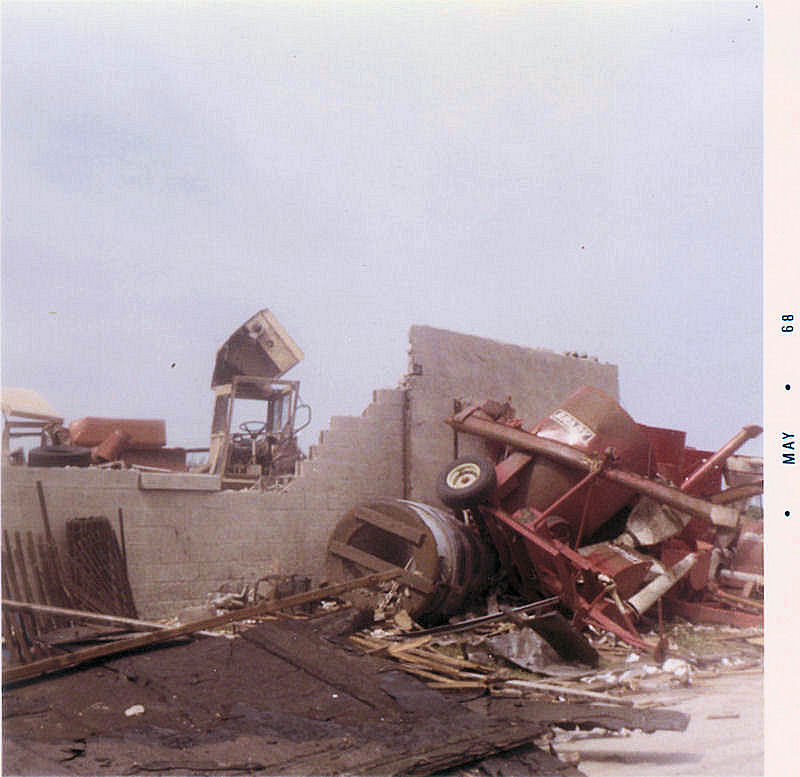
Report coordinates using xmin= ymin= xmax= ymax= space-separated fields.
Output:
xmin=437 ymin=387 xmax=762 ymax=654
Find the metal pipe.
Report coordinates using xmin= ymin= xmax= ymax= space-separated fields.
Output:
xmin=447 ymin=415 xmax=740 ymax=527
xmin=707 ymin=582 xmax=763 ymax=611
xmin=447 ymin=414 xmax=592 ymax=471
xmin=603 ymin=469 xmax=740 ymax=527
xmin=395 ymin=596 xmax=560 ymax=638
xmin=710 ymin=482 xmax=763 ymax=504
xmin=718 ymin=568 xmax=764 ymax=587
xmin=627 ymin=553 xmax=698 ymax=617
xmin=1 ymin=598 xmax=207 ymax=634
xmin=680 ymin=425 xmax=763 ymax=494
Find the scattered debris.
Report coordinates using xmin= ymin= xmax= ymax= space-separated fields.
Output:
xmin=2 ymin=566 xmax=761 ymax=775
xmin=326 ymin=386 xmax=762 ymax=659
xmin=2 ymin=351 xmax=764 ymax=773
xmin=2 ymin=569 xmax=401 ymax=686
xmin=8 ymin=602 xmax=753 ymax=775
xmin=3 ymin=609 xmax=587 ymax=777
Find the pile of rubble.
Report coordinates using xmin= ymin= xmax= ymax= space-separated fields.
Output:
xmin=325 ymin=387 xmax=763 ymax=659
xmin=2 ymin=583 xmax=762 ymax=776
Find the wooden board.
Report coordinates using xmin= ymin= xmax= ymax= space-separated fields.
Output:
xmin=470 ymin=696 xmax=690 ymax=733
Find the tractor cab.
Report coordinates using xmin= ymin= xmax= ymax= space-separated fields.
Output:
xmin=206 ymin=309 xmax=310 ymax=489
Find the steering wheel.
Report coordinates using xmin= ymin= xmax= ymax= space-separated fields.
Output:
xmin=238 ymin=421 xmax=267 ymax=439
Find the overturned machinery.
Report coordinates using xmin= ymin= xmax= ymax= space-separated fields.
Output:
xmin=204 ymin=308 xmax=311 ymax=488
xmin=326 ymin=386 xmax=762 ymax=656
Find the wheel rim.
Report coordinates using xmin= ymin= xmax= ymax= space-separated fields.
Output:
xmin=445 ymin=462 xmax=482 ymax=490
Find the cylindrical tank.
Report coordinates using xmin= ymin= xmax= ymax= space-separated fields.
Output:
xmin=325 ymin=499 xmax=493 ymax=623
xmin=512 ymin=386 xmax=651 ymax=542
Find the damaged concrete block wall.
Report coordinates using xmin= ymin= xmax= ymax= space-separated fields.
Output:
xmin=0 ymin=388 xmax=406 ymax=619
xmin=1 ymin=327 xmax=619 ymax=619
xmin=405 ymin=325 xmax=618 ymax=505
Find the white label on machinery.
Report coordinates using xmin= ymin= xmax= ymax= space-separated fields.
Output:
xmin=549 ymin=409 xmax=596 ymax=445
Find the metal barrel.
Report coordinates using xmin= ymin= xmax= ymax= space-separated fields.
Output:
xmin=325 ymin=498 xmax=493 ymax=622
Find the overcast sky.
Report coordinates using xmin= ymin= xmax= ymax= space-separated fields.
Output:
xmin=2 ymin=1 xmax=762 ymax=456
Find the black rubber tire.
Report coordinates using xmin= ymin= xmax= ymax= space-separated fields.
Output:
xmin=28 ymin=445 xmax=92 ymax=468
xmin=436 ymin=455 xmax=497 ymax=509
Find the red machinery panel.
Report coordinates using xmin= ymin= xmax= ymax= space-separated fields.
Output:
xmin=69 ymin=417 xmax=167 ymax=449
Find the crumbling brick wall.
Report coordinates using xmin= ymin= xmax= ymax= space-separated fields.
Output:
xmin=0 ymin=388 xmax=406 ymax=619
xmin=0 ymin=328 xmax=618 ymax=618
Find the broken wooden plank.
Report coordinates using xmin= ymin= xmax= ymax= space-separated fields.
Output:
xmin=392 ymin=653 xmax=480 ymax=680
xmin=11 ymin=532 xmax=40 ymax=633
xmin=2 ymin=560 xmax=30 ymax=663
xmin=2 ymin=569 xmax=401 ymax=686
xmin=387 ymin=634 xmax=432 ymax=652
xmin=34 ymin=624 xmax=146 ymax=647
xmin=412 ymin=646 xmax=489 ymax=672
xmin=2 ymin=599 xmax=168 ymax=632
xmin=35 ymin=482 xmax=75 ymax=611
xmin=468 ymin=697 xmax=690 ymax=733
xmin=353 ymin=633 xmax=499 ymax=685
xmin=2 ymin=540 xmax=34 ymax=663
xmin=504 ymin=679 xmax=636 ymax=706
xmin=392 ymin=662 xmax=483 ymax=686
xmin=25 ymin=530 xmax=54 ymax=631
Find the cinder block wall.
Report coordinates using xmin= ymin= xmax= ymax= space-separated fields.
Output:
xmin=405 ymin=326 xmax=619 ymax=506
xmin=0 ymin=388 xmax=406 ymax=619
xmin=1 ymin=329 xmax=618 ymax=618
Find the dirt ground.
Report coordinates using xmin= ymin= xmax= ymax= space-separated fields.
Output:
xmin=554 ymin=671 xmax=763 ymax=777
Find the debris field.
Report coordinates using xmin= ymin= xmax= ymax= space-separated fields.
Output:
xmin=2 ymin=318 xmax=764 ymax=775
xmin=2 ymin=572 xmax=763 ymax=776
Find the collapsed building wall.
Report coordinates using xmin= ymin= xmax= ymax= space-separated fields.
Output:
xmin=0 ymin=328 xmax=617 ymax=618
